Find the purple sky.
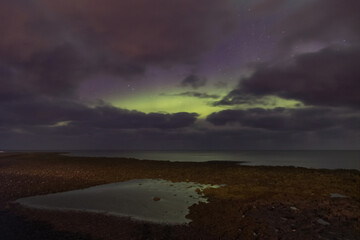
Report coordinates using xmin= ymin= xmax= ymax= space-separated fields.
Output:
xmin=0 ymin=0 xmax=359 ymax=150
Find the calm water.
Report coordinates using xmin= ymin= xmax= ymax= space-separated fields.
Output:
xmin=65 ymin=150 xmax=360 ymax=170
xmin=16 ymin=179 xmax=221 ymax=224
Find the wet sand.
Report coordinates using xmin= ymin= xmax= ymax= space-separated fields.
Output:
xmin=0 ymin=152 xmax=359 ymax=239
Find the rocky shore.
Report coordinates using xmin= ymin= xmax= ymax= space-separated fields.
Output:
xmin=0 ymin=152 xmax=359 ymax=239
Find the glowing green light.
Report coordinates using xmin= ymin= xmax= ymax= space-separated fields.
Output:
xmin=107 ymin=87 xmax=303 ymax=118
xmin=109 ymin=90 xmax=226 ymax=117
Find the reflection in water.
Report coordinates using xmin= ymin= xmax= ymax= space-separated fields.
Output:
xmin=16 ymin=179 xmax=221 ymax=224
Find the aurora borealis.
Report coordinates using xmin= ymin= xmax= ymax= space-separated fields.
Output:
xmin=0 ymin=0 xmax=359 ymax=150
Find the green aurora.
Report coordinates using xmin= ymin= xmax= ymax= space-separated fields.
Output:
xmin=109 ymin=87 xmax=303 ymax=118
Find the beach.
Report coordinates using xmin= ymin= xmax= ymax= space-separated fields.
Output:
xmin=0 ymin=152 xmax=359 ymax=240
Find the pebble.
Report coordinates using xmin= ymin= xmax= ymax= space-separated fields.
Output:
xmin=317 ymin=218 xmax=330 ymax=225
xmin=330 ymin=193 xmax=348 ymax=198
xmin=153 ymin=197 xmax=161 ymax=201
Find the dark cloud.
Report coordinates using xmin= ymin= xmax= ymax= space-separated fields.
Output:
xmin=0 ymin=0 xmax=54 ymax=62
xmin=0 ymin=0 xmax=237 ymax=100
xmin=18 ymin=45 xmax=84 ymax=96
xmin=214 ymin=81 xmax=228 ymax=88
xmin=164 ymin=91 xmax=219 ymax=99
xmin=0 ymin=99 xmax=198 ymax=130
xmin=0 ymin=0 xmax=238 ymax=65
xmin=0 ymin=49 xmax=145 ymax=107
xmin=40 ymin=0 xmax=237 ymax=65
xmin=0 ymin=44 xmax=146 ymax=99
xmin=78 ymin=107 xmax=199 ymax=130
xmin=180 ymin=75 xmax=207 ymax=89
xmin=2 ymin=120 xmax=360 ymax=150
xmin=0 ymin=98 xmax=95 ymax=127
xmin=0 ymin=61 xmax=38 ymax=102
xmin=252 ymin=0 xmax=287 ymax=13
xmin=213 ymin=89 xmax=268 ymax=106
xmin=218 ymin=46 xmax=360 ymax=108
xmin=206 ymin=107 xmax=360 ymax=132
xmin=279 ymin=0 xmax=360 ymax=48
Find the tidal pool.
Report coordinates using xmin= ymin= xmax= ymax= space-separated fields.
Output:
xmin=16 ymin=179 xmax=221 ymax=224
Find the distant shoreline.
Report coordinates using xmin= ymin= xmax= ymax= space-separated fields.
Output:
xmin=1 ymin=150 xmax=360 ymax=171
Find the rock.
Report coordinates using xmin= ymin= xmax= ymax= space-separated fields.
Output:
xmin=317 ymin=218 xmax=330 ymax=225
xmin=290 ymin=206 xmax=298 ymax=211
xmin=153 ymin=197 xmax=161 ymax=201
xmin=330 ymin=193 xmax=348 ymax=198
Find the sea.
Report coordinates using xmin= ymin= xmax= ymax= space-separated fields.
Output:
xmin=63 ymin=150 xmax=360 ymax=171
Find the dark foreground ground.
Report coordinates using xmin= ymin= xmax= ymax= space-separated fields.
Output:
xmin=0 ymin=152 xmax=359 ymax=240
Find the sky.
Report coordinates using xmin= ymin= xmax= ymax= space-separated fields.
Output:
xmin=0 ymin=0 xmax=359 ymax=150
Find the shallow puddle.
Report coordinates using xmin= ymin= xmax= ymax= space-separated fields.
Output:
xmin=16 ymin=179 xmax=221 ymax=224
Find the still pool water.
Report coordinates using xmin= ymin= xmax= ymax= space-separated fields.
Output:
xmin=16 ymin=179 xmax=221 ymax=224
